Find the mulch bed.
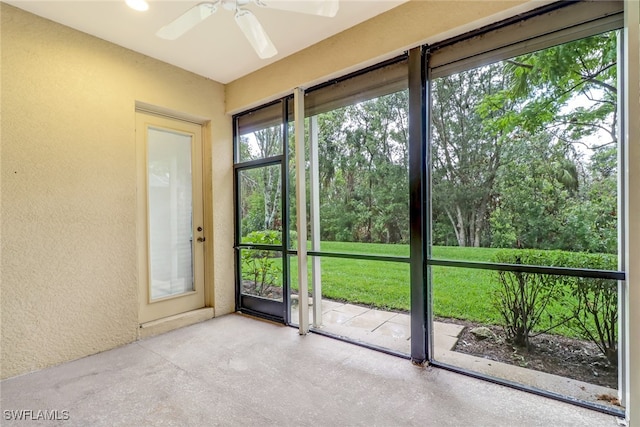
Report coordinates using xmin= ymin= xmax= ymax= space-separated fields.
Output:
xmin=440 ymin=318 xmax=618 ymax=390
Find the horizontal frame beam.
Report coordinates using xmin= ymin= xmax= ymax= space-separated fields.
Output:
xmin=428 ymin=259 xmax=625 ymax=281
xmin=235 ymin=244 xmax=285 ymax=252
xmin=306 ymin=251 xmax=410 ymax=263
xmin=233 ymin=156 xmax=283 ymax=171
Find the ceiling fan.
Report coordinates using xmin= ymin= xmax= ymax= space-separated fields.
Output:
xmin=156 ymin=0 xmax=340 ymax=59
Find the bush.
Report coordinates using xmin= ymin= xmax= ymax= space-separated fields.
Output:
xmin=242 ymin=229 xmax=297 ymax=247
xmin=563 ymin=252 xmax=618 ymax=365
xmin=492 ymin=249 xmax=618 ymax=363
xmin=242 ymin=230 xmax=281 ymax=245
xmin=241 ymin=230 xmax=282 ymax=297
xmin=493 ymin=250 xmax=572 ymax=349
xmin=289 ymin=230 xmax=298 ymax=248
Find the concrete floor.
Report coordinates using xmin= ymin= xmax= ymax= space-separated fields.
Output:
xmin=0 ymin=314 xmax=620 ymax=426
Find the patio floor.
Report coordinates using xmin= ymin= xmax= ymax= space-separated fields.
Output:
xmin=0 ymin=313 xmax=619 ymax=426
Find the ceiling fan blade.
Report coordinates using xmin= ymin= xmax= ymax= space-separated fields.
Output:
xmin=235 ymin=9 xmax=278 ymax=59
xmin=260 ymin=0 xmax=339 ymax=18
xmin=156 ymin=2 xmax=219 ymax=40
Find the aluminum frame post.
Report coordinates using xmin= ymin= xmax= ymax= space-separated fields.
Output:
xmin=309 ymin=115 xmax=323 ymax=327
xmin=294 ymin=87 xmax=309 ymax=334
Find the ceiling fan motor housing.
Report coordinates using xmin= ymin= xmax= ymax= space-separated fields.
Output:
xmin=221 ymin=0 xmax=252 ymax=12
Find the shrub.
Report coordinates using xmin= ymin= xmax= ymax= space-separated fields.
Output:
xmin=492 ymin=249 xmax=618 ymax=364
xmin=493 ymin=250 xmax=572 ymax=349
xmin=572 ymin=276 xmax=618 ymax=364
xmin=289 ymin=230 xmax=298 ymax=248
xmin=242 ymin=230 xmax=281 ymax=245
xmin=563 ymin=252 xmax=618 ymax=365
xmin=241 ymin=230 xmax=282 ymax=297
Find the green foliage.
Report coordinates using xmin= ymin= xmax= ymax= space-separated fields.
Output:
xmin=241 ymin=31 xmax=619 ymax=258
xmin=242 ymin=229 xmax=281 ymax=245
xmin=505 ymin=32 xmax=617 ymax=138
xmin=560 ymin=147 xmax=618 ymax=253
xmin=489 ymin=133 xmax=578 ymax=250
xmin=489 ymin=208 xmax=517 ymax=248
xmin=238 ymin=127 xmax=283 ymax=236
xmin=316 ymin=91 xmax=410 ymax=244
xmin=288 ymin=230 xmax=298 ymax=249
xmin=248 ymin=32 xmax=619 ymax=254
xmin=241 ymin=231 xmax=282 ymax=297
xmin=488 ymin=136 xmax=617 ymax=252
xmin=237 ymin=33 xmax=622 ymax=359
xmin=539 ymin=250 xmax=618 ymax=365
xmin=431 ymin=65 xmax=506 ymax=247
xmin=432 ymin=31 xmax=619 ymax=253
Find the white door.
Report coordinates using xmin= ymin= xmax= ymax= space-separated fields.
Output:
xmin=136 ymin=112 xmax=205 ymax=323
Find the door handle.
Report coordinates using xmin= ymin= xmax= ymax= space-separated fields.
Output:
xmin=197 ymin=237 xmax=206 ymax=243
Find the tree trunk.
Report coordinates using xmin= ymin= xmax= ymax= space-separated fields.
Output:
xmin=262 ymin=167 xmax=281 ymax=230
xmin=446 ymin=210 xmax=461 ymax=247
xmin=456 ymin=206 xmax=467 ymax=247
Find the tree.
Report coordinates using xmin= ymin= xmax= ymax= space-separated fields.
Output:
xmin=316 ymin=91 xmax=410 ymax=244
xmin=505 ymin=32 xmax=617 ymax=147
xmin=239 ymin=125 xmax=283 ymax=236
xmin=431 ymin=65 xmax=510 ymax=247
xmin=487 ymin=31 xmax=619 ymax=252
xmin=434 ymin=30 xmax=620 ymax=252
xmin=488 ymin=131 xmax=580 ymax=250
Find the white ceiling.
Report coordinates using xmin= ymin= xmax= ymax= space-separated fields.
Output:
xmin=6 ymin=0 xmax=408 ymax=83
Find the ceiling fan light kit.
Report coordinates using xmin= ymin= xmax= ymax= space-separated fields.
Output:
xmin=156 ymin=0 xmax=339 ymax=59
xmin=125 ymin=0 xmax=149 ymax=12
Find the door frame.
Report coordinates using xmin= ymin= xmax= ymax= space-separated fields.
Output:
xmin=233 ymin=98 xmax=291 ymax=324
xmin=136 ymin=111 xmax=208 ymax=324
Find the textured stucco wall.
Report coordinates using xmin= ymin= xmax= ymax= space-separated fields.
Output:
xmin=225 ymin=0 xmax=532 ymax=113
xmin=0 ymin=3 xmax=234 ymax=379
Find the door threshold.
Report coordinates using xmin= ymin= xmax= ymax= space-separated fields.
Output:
xmin=138 ymin=307 xmax=214 ymax=339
